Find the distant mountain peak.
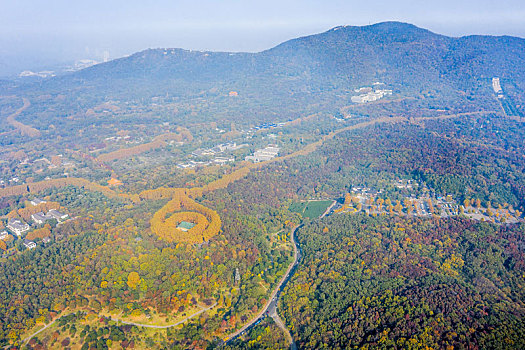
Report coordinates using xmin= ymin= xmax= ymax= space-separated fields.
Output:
xmin=14 ymin=21 xmax=525 ymax=101
xmin=325 ymin=21 xmax=439 ymax=39
xmin=330 ymin=21 xmax=420 ymax=31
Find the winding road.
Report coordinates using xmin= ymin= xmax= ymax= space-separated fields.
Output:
xmin=223 ymin=199 xmax=340 ymax=347
xmin=20 ymin=224 xmax=305 ymax=347
xmin=224 ymin=224 xmax=302 ymax=346
xmin=268 ymin=300 xmax=296 ymax=350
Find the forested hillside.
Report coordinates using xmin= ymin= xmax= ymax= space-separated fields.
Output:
xmin=3 ymin=22 xmax=524 ymax=125
xmin=281 ymin=214 xmax=525 ymax=349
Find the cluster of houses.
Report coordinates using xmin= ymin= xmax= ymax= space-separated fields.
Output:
xmin=177 ymin=157 xmax=235 ymax=169
xmin=105 ymin=135 xmax=132 ymax=142
xmin=1 ymin=198 xmax=68 ymax=252
xmin=191 ymin=142 xmax=246 ymax=157
xmin=31 ymin=209 xmax=68 ymax=224
xmin=342 ymin=183 xmax=524 ymax=223
xmin=252 ymin=122 xmax=287 ymax=131
xmin=245 ymin=145 xmax=280 ymax=163
xmin=0 ymin=177 xmax=20 ymax=187
xmin=394 ymin=179 xmax=417 ymax=190
xmin=177 ymin=142 xmax=247 ymax=169
xmin=1 ymin=221 xmax=37 ymax=250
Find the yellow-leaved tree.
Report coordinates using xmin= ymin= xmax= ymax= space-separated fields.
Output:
xmin=127 ymin=272 xmax=140 ymax=290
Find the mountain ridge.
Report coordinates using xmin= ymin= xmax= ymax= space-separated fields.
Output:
xmin=5 ymin=21 xmax=525 ymax=107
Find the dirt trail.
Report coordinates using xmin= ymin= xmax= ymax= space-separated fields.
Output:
xmin=115 ymin=302 xmax=217 ymax=329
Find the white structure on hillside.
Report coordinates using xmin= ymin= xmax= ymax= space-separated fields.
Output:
xmin=30 ymin=197 xmax=46 ymax=206
xmin=352 ymin=87 xmax=392 ymax=104
xmin=213 ymin=156 xmax=235 ymax=165
xmin=7 ymin=219 xmax=30 ymax=236
xmin=48 ymin=209 xmax=68 ymax=221
xmin=245 ymin=145 xmax=280 ymax=163
xmin=354 ymin=87 xmax=373 ymax=94
xmin=23 ymin=239 xmax=36 ymax=250
xmin=492 ymin=77 xmax=504 ymax=98
xmin=31 ymin=212 xmax=50 ymax=225
xmin=492 ymin=77 xmax=502 ymax=93
xmin=31 ymin=209 xmax=68 ymax=224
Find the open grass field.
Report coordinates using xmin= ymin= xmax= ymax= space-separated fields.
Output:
xmin=289 ymin=200 xmax=333 ymax=219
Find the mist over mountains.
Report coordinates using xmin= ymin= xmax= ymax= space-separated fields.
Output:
xmin=3 ymin=22 xmax=524 ymax=108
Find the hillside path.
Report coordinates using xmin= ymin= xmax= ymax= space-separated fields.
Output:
xmin=115 ymin=302 xmax=217 ymax=329
xmin=20 ymin=319 xmax=57 ymax=346
xmin=19 ymin=302 xmax=217 ymax=347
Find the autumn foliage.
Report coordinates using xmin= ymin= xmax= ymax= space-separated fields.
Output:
xmin=148 ymin=189 xmax=221 ymax=243
xmin=127 ymin=272 xmax=141 ymax=290
xmin=190 ymin=164 xmax=254 ymax=197
xmin=26 ymin=226 xmax=51 ymax=241
xmin=97 ymin=128 xmax=192 ymax=163
xmin=17 ymin=202 xmax=60 ymax=222
xmin=0 ymin=177 xmax=123 ymax=200
xmin=6 ymin=98 xmax=41 ymax=137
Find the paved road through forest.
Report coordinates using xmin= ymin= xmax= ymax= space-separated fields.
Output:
xmin=223 ymin=224 xmax=302 ymax=346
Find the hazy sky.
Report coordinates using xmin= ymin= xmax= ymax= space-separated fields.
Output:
xmin=1 ymin=0 xmax=525 ymax=75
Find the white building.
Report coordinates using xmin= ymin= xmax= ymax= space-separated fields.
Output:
xmin=23 ymin=239 xmax=36 ymax=250
xmin=30 ymin=198 xmax=47 ymax=206
xmin=352 ymin=87 xmax=392 ymax=104
xmin=245 ymin=145 xmax=280 ymax=163
xmin=0 ymin=231 xmax=8 ymax=240
xmin=354 ymin=87 xmax=373 ymax=94
xmin=31 ymin=212 xmax=51 ymax=225
xmin=7 ymin=219 xmax=30 ymax=236
xmin=47 ymin=209 xmax=68 ymax=222
xmin=492 ymin=77 xmax=502 ymax=93
xmin=31 ymin=209 xmax=68 ymax=224
xmin=213 ymin=157 xmax=235 ymax=165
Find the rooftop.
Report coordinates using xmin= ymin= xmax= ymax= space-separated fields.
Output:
xmin=177 ymin=221 xmax=196 ymax=231
xmin=48 ymin=209 xmax=68 ymax=220
xmin=30 ymin=198 xmax=46 ymax=205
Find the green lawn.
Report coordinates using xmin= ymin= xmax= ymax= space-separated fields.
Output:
xmin=289 ymin=200 xmax=333 ymax=219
